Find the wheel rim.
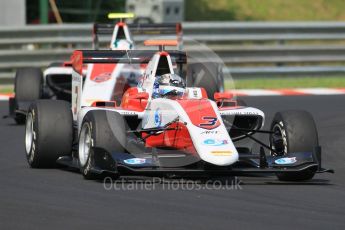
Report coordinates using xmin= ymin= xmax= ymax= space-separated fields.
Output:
xmin=25 ymin=112 xmax=34 ymax=155
xmin=271 ymin=123 xmax=287 ymax=156
xmin=79 ymin=123 xmax=92 ymax=166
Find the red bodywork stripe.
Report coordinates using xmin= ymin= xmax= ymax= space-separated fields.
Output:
xmin=121 ymin=87 xmax=148 ymax=111
xmin=177 ymin=99 xmax=220 ymax=130
xmin=71 ymin=50 xmax=83 ymax=74
xmin=143 ymin=122 xmax=196 ymax=154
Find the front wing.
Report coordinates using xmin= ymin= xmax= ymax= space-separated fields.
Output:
xmin=56 ymin=146 xmax=334 ymax=177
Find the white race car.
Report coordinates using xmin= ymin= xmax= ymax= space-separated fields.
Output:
xmin=24 ymin=43 xmax=333 ymax=181
xmin=10 ymin=19 xmax=224 ymax=123
xmin=9 ymin=15 xmax=197 ymax=123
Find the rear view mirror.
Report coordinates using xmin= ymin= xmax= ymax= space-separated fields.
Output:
xmin=214 ymin=92 xmax=233 ymax=101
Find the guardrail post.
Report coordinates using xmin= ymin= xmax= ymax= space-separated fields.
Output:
xmin=39 ymin=0 xmax=49 ymax=24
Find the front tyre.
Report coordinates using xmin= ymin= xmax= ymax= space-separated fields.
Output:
xmin=270 ymin=110 xmax=319 ymax=181
xmin=79 ymin=110 xmax=126 ymax=179
xmin=25 ymin=100 xmax=73 ymax=168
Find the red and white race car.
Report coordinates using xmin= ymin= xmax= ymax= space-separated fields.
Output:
xmin=9 ymin=14 xmax=208 ymax=123
xmin=24 ymin=43 xmax=333 ymax=181
xmin=10 ymin=19 xmax=224 ymax=124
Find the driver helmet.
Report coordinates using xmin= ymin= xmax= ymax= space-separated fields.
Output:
xmin=112 ymin=39 xmax=133 ymax=50
xmin=152 ymin=73 xmax=186 ymax=98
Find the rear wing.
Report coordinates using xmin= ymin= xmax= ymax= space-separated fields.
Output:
xmin=93 ymin=23 xmax=183 ymax=50
xmin=71 ymin=50 xmax=187 ymax=74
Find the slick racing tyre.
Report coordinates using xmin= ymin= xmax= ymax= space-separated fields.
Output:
xmin=270 ymin=110 xmax=319 ymax=181
xmin=78 ymin=110 xmax=126 ymax=180
xmin=14 ymin=68 xmax=43 ymax=124
xmin=15 ymin=67 xmax=43 ymax=102
xmin=187 ymin=62 xmax=224 ymax=100
xmin=25 ymin=100 xmax=73 ymax=168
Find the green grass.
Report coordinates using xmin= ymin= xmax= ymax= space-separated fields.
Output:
xmin=186 ymin=0 xmax=345 ymax=21
xmin=229 ymin=76 xmax=345 ymax=89
xmin=0 ymin=85 xmax=13 ymax=94
xmin=1 ymin=77 xmax=345 ymax=94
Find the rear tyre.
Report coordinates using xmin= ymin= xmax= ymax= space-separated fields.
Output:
xmin=270 ymin=110 xmax=319 ymax=181
xmin=187 ymin=62 xmax=224 ymax=100
xmin=79 ymin=110 xmax=126 ymax=179
xmin=15 ymin=67 xmax=43 ymax=101
xmin=14 ymin=68 xmax=43 ymax=124
xmin=25 ymin=100 xmax=73 ymax=168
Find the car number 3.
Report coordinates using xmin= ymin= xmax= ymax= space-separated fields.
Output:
xmin=200 ymin=117 xmax=218 ymax=126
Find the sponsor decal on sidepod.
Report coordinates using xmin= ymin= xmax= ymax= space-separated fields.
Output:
xmin=92 ymin=72 xmax=112 ymax=83
xmin=200 ymin=130 xmax=219 ymax=135
xmin=154 ymin=108 xmax=162 ymax=127
xmin=274 ymin=157 xmax=297 ymax=165
xmin=124 ymin=158 xmax=146 ymax=165
xmin=202 ymin=139 xmax=228 ymax=146
xmin=211 ymin=151 xmax=232 ymax=156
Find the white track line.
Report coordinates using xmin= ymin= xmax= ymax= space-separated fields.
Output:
xmin=232 ymin=89 xmax=282 ymax=96
xmin=231 ymin=88 xmax=345 ymax=96
xmin=0 ymin=95 xmax=11 ymax=101
xmin=293 ymin=88 xmax=345 ymax=95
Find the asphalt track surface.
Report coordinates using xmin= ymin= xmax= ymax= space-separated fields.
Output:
xmin=0 ymin=96 xmax=344 ymax=230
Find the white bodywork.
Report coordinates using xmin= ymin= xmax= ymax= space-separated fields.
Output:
xmin=80 ymin=63 xmax=141 ymax=107
xmin=44 ymin=21 xmax=182 ymax=108
xmin=79 ymin=23 xmax=138 ymax=106
xmin=72 ymin=69 xmax=264 ymax=167
xmin=44 ymin=22 xmax=138 ymax=105
xmin=109 ymin=23 xmax=134 ymax=50
xmin=71 ymin=48 xmax=265 ymax=167
xmin=142 ymin=98 xmax=238 ymax=165
xmin=43 ymin=67 xmax=73 ymax=77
